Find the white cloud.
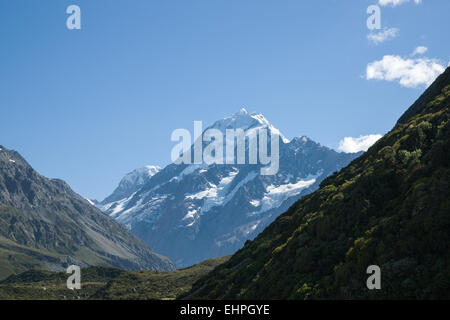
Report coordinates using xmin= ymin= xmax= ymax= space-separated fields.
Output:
xmin=411 ymin=46 xmax=428 ymax=56
xmin=338 ymin=135 xmax=383 ymax=153
xmin=366 ymin=54 xmax=445 ymax=88
xmin=379 ymin=0 xmax=422 ymax=7
xmin=367 ymin=28 xmax=399 ymax=44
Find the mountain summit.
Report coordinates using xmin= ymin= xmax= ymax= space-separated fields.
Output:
xmin=205 ymin=108 xmax=289 ymax=143
xmin=102 ymin=165 xmax=161 ymax=204
xmin=100 ymin=111 xmax=360 ymax=267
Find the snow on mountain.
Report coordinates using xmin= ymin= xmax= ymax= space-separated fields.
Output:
xmin=122 ymin=166 xmax=161 ymax=185
xmin=100 ymin=110 xmax=361 ymax=267
xmin=84 ymin=197 xmax=96 ymax=206
xmin=206 ymin=108 xmax=289 ymax=143
xmin=100 ymin=165 xmax=161 ymax=207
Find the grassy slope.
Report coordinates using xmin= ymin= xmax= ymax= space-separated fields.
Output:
xmin=0 ymin=238 xmax=60 ymax=280
xmin=185 ymin=70 xmax=450 ymax=300
xmin=0 ymin=256 xmax=229 ymax=300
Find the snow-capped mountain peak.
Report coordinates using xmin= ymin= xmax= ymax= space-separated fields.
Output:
xmin=206 ymin=109 xmax=289 ymax=143
xmin=100 ymin=165 xmax=161 ymax=205
xmin=99 ymin=110 xmax=361 ymax=267
xmin=237 ymin=107 xmax=248 ymax=115
xmin=122 ymin=165 xmax=161 ymax=184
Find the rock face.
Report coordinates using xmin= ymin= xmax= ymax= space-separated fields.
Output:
xmin=0 ymin=146 xmax=175 ymax=279
xmin=100 ymin=110 xmax=360 ymax=267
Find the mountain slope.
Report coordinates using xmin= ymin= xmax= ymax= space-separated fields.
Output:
xmin=100 ymin=110 xmax=360 ymax=267
xmin=0 ymin=147 xmax=175 ymax=279
xmin=185 ymin=67 xmax=450 ymax=300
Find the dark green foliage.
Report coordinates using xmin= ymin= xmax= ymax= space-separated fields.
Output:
xmin=0 ymin=256 xmax=229 ymax=300
xmin=185 ymin=68 xmax=450 ymax=300
xmin=92 ymin=256 xmax=230 ymax=300
xmin=0 ymin=267 xmax=126 ymax=300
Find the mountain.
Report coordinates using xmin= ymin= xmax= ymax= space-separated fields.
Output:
xmin=100 ymin=109 xmax=360 ymax=267
xmin=102 ymin=166 xmax=161 ymax=205
xmin=185 ymin=68 xmax=450 ymax=299
xmin=0 ymin=147 xmax=175 ymax=279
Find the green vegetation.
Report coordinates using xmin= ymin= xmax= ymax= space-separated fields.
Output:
xmin=0 ymin=256 xmax=229 ymax=300
xmin=185 ymin=69 xmax=450 ymax=300
xmin=0 ymin=237 xmax=60 ymax=280
xmin=0 ymin=267 xmax=122 ymax=300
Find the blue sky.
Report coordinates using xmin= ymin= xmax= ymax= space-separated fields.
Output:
xmin=1 ymin=0 xmax=449 ymax=200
